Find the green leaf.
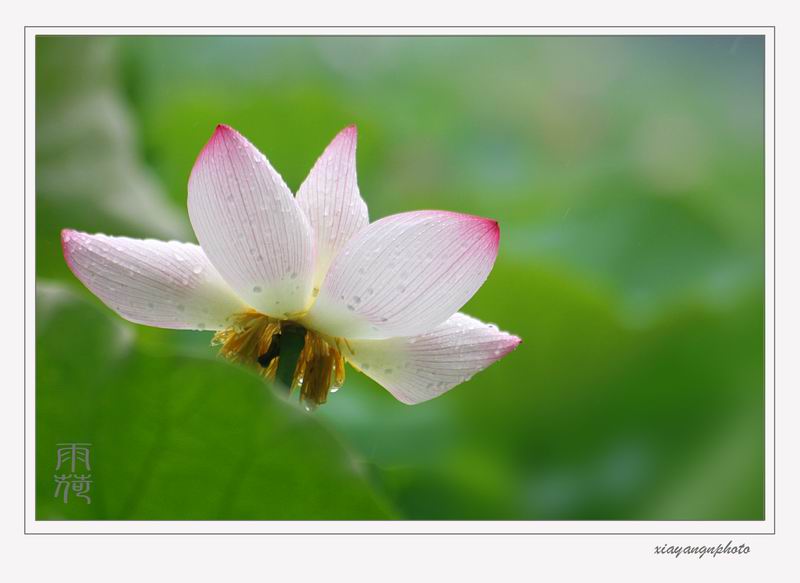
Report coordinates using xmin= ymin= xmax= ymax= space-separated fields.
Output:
xmin=36 ymin=283 xmax=394 ymax=520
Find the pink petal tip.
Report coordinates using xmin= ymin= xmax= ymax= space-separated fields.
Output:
xmin=496 ymin=334 xmax=523 ymax=359
xmin=330 ymin=124 xmax=358 ymax=147
xmin=61 ymin=228 xmax=78 ymax=271
xmin=432 ymin=210 xmax=500 ymax=249
xmin=192 ymin=123 xmax=244 ymax=174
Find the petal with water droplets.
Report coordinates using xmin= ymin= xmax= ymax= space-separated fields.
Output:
xmin=343 ymin=312 xmax=521 ymax=404
xmin=188 ymin=124 xmax=315 ymax=318
xmin=62 ymin=230 xmax=248 ymax=330
xmin=297 ymin=125 xmax=369 ymax=289
xmin=303 ymin=210 xmax=500 ymax=339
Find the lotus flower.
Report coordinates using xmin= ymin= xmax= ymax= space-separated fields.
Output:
xmin=61 ymin=125 xmax=521 ymax=409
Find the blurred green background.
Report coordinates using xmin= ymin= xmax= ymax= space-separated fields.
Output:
xmin=35 ymin=35 xmax=764 ymax=520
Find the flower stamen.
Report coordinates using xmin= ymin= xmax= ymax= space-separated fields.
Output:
xmin=294 ymin=332 xmax=346 ymax=410
xmin=212 ymin=310 xmax=346 ymax=409
xmin=212 ymin=310 xmax=282 ymax=378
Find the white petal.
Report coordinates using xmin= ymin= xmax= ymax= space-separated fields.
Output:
xmin=62 ymin=230 xmax=248 ymax=330
xmin=303 ymin=210 xmax=500 ymax=339
xmin=187 ymin=124 xmax=315 ymax=319
xmin=297 ymin=126 xmax=369 ymax=289
xmin=343 ymin=313 xmax=521 ymax=404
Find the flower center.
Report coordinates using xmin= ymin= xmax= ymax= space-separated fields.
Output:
xmin=212 ymin=310 xmax=346 ymax=410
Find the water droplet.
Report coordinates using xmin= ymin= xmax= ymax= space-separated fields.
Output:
xmin=192 ymin=265 xmax=203 ymax=274
xmin=346 ymin=304 xmax=355 ymax=311
xmin=253 ymin=286 xmax=262 ymax=293
xmin=352 ymin=296 xmax=361 ymax=304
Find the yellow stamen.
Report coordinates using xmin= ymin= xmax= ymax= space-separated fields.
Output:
xmin=212 ymin=310 xmax=347 ymax=409
xmin=294 ymin=331 xmax=346 ymax=409
xmin=212 ymin=310 xmax=282 ymax=379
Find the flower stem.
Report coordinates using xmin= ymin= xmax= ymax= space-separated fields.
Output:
xmin=275 ymin=324 xmax=305 ymax=392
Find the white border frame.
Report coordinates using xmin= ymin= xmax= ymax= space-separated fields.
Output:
xmin=24 ymin=26 xmax=775 ymax=535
